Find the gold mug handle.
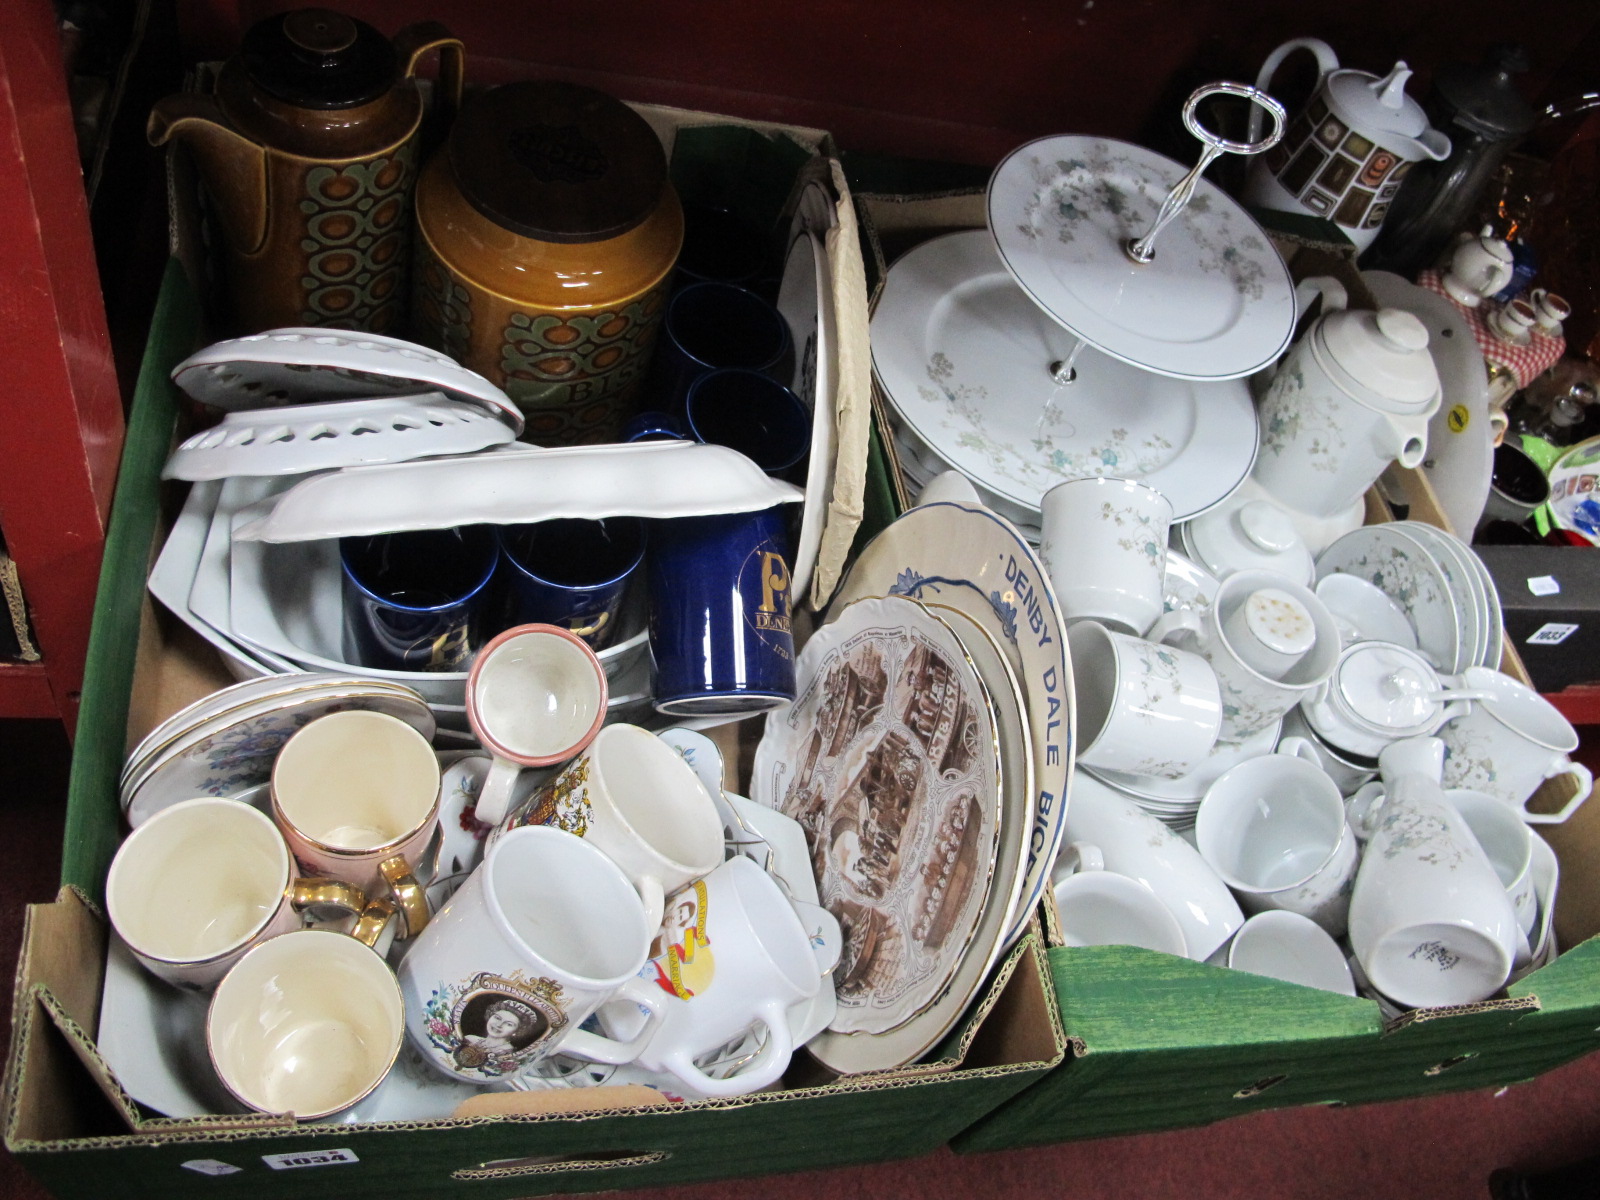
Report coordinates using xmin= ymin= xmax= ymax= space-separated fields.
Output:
xmin=350 ymin=896 xmax=398 ymax=949
xmin=393 ymin=22 xmax=465 ymax=128
xmin=289 ymin=877 xmax=367 ymax=922
xmin=380 ymin=854 xmax=431 ymax=939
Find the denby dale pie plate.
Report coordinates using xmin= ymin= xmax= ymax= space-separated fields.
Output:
xmin=828 ymin=501 xmax=1073 ymax=949
xmin=755 ymin=595 xmax=1003 ymax=1051
xmin=872 ymin=231 xmax=1257 ymax=522
xmin=987 ymin=135 xmax=1295 ymax=380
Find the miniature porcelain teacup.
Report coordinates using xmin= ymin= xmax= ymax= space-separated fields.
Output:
xmin=1529 ymin=289 xmax=1570 ymax=336
xmin=270 ymin=710 xmax=441 ymax=938
xmin=490 ymin=723 xmax=725 ymax=930
xmin=1438 ymin=667 xmax=1593 ymax=823
xmin=465 ymin=624 xmax=609 ymax=828
xmin=107 ymin=797 xmax=368 ymax=991
xmin=1148 ymin=570 xmax=1341 ymax=743
xmin=1051 ymin=843 xmax=1189 ymax=956
xmin=1195 ymin=739 xmax=1358 ymax=936
xmin=1069 ymin=621 xmax=1222 ymax=779
xmin=1039 ymin=476 xmax=1172 ymax=637
xmin=208 ymin=929 xmax=403 ymax=1119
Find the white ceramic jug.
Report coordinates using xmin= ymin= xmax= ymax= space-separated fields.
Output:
xmin=1252 ymin=278 xmax=1441 ymax=528
xmin=1243 ymin=39 xmax=1451 ymax=251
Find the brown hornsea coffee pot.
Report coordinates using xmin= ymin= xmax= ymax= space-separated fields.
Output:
xmin=149 ymin=8 xmax=462 ymax=334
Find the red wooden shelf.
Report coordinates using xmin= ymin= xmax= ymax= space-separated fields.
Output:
xmin=1544 ymin=687 xmax=1600 ymax=728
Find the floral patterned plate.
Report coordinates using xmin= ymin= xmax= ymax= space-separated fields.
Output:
xmin=987 ymin=136 xmax=1295 ymax=381
xmin=1315 ymin=525 xmax=1462 ymax=675
xmin=872 ymin=230 xmax=1257 ymax=521
xmin=121 ymin=681 xmax=435 ymax=827
xmin=753 ymin=595 xmax=1003 ymax=1051
xmin=826 ymin=501 xmax=1072 ymax=952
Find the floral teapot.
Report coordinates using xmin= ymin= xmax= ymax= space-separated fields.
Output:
xmin=1242 ymin=38 xmax=1451 ymax=252
xmin=1252 ymin=277 xmax=1440 ymax=538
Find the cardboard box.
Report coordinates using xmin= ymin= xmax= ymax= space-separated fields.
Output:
xmin=847 ymin=188 xmax=1600 ymax=1155
xmin=2 ymin=114 xmax=1065 ymax=1196
xmin=1474 ymin=545 xmax=1600 ymax=694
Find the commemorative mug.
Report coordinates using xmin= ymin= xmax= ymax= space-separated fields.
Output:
xmin=1068 ymin=620 xmax=1222 ymax=779
xmin=340 ymin=525 xmax=499 ymax=672
xmin=626 ymin=856 xmax=821 ymax=1098
xmin=1039 ymin=477 xmax=1172 ymax=636
xmin=495 ymin=518 xmax=646 ymax=650
xmin=465 ymin=624 xmax=608 ymax=828
xmin=648 ymin=506 xmax=798 ymax=716
xmin=1148 ymin=569 xmax=1341 ymax=743
xmin=271 ymin=709 xmax=441 ymax=937
xmin=208 ymin=928 xmax=404 ymax=1119
xmin=491 ymin=723 xmax=724 ymax=929
xmin=397 ymin=826 xmax=667 ymax=1083
xmin=106 ymin=797 xmax=368 ymax=991
xmin=1195 ymin=739 xmax=1358 ymax=936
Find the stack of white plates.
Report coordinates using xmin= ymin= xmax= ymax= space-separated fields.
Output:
xmin=146 ymin=474 xmax=653 ymax=728
xmin=1316 ymin=520 xmax=1504 ymax=674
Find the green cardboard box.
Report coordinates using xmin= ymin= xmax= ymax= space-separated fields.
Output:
xmin=1 ymin=109 xmax=1066 ymax=1198
xmin=847 ymin=186 xmax=1600 ymax=1155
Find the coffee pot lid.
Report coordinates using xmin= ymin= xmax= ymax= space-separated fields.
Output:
xmin=1314 ymin=307 xmax=1440 ymax=412
xmin=1325 ymin=62 xmax=1432 ymax=142
xmin=241 ymin=8 xmax=398 ymax=111
xmin=1335 ymin=642 xmax=1444 ymax=731
xmin=448 ymin=81 xmax=668 ymax=245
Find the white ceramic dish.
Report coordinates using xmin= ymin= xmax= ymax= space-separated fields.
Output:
xmin=186 ymin=474 xmax=303 ymax=674
xmin=232 ymin=441 xmax=804 ymax=543
xmin=755 ymin=595 xmax=1004 ymax=1045
xmin=171 ymin=327 xmax=522 ymax=432
xmin=1316 ymin=524 xmax=1463 ymax=675
xmin=1363 ymin=271 xmax=1493 ymax=539
xmin=987 ymin=136 xmax=1295 ymax=380
xmin=1313 ymin=573 xmax=1418 ymax=651
xmin=828 ymin=501 xmax=1072 ymax=949
xmin=872 ymin=230 xmax=1258 ymax=521
xmin=778 ymin=219 xmax=838 ymax=606
xmin=1178 ymin=494 xmax=1314 ymax=586
xmin=163 ymin=395 xmax=517 ymax=482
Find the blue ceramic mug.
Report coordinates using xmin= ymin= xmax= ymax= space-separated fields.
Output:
xmin=683 ymin=368 xmax=811 ymax=477
xmin=648 ymin=506 xmax=797 ymax=716
xmin=340 ymin=526 xmax=499 ymax=672
xmin=621 ymin=410 xmax=685 ymax=443
xmin=649 ymin=281 xmax=790 ymax=412
xmin=495 ymin=518 xmax=646 ymax=651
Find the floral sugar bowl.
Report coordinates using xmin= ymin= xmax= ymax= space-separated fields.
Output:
xmin=412 ymin=80 xmax=684 ymax=445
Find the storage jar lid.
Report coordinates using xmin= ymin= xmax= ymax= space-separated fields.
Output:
xmin=241 ymin=8 xmax=398 ymax=110
xmin=1335 ymin=642 xmax=1443 ymax=731
xmin=1325 ymin=63 xmax=1432 ymax=141
xmin=448 ymin=81 xmax=668 ymax=245
xmin=1314 ymin=307 xmax=1440 ymax=412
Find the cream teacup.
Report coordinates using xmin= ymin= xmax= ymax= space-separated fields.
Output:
xmin=465 ymin=624 xmax=608 ymax=828
xmin=107 ymin=798 xmax=368 ymax=991
xmin=208 ymin=928 xmax=403 ymax=1119
xmin=272 ymin=709 xmax=441 ymax=938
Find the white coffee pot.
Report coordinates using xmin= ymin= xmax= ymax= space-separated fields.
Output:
xmin=1253 ymin=277 xmax=1441 ymax=530
xmin=1243 ymin=39 xmax=1450 ymax=251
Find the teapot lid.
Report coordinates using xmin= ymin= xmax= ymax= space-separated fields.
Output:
xmin=1313 ymin=307 xmax=1440 ymax=412
xmin=448 ymin=81 xmax=668 ymax=245
xmin=241 ymin=8 xmax=398 ymax=110
xmin=1325 ymin=62 xmax=1432 ymax=141
xmin=1334 ymin=642 xmax=1444 ymax=731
